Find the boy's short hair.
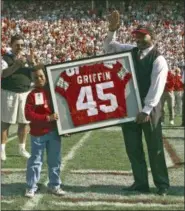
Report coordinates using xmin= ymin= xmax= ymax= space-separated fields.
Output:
xmin=31 ymin=63 xmax=47 ymax=79
xmin=10 ymin=34 xmax=24 ymax=44
xmin=32 ymin=63 xmax=45 ymax=73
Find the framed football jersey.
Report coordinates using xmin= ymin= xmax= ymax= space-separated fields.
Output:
xmin=45 ymin=51 xmax=142 ymax=135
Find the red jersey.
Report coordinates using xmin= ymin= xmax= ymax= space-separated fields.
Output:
xmin=25 ymin=87 xmax=56 ymax=136
xmin=55 ymin=61 xmax=132 ymax=126
xmin=164 ymin=71 xmax=175 ymax=92
xmin=173 ymin=74 xmax=184 ymax=91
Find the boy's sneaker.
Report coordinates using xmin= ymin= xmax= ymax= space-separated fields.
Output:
xmin=25 ymin=189 xmax=35 ymax=198
xmin=19 ymin=149 xmax=30 ymax=159
xmin=170 ymin=120 xmax=174 ymax=126
xmin=1 ymin=150 xmax=6 ymax=161
xmin=48 ymin=187 xmax=66 ymax=196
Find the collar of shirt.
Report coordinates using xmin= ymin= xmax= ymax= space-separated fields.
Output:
xmin=140 ymin=45 xmax=154 ymax=59
xmin=7 ymin=51 xmax=13 ymax=55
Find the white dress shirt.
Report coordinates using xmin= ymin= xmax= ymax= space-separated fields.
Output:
xmin=104 ymin=31 xmax=169 ymax=115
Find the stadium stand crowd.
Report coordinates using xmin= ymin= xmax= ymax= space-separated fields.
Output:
xmin=1 ymin=0 xmax=184 ymax=68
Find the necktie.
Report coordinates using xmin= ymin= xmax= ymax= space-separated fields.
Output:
xmin=137 ymin=50 xmax=142 ymax=59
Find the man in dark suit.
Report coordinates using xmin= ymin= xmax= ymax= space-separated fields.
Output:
xmin=104 ymin=10 xmax=170 ymax=196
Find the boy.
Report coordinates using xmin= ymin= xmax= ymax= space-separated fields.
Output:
xmin=24 ymin=64 xmax=65 ymax=198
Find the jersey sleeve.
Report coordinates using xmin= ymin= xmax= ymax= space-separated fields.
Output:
xmin=116 ymin=62 xmax=132 ymax=86
xmin=55 ymin=71 xmax=69 ymax=98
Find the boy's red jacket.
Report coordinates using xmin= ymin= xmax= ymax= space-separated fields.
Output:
xmin=25 ymin=86 xmax=56 ymax=136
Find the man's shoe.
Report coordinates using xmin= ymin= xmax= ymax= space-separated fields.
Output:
xmin=122 ymin=183 xmax=150 ymax=193
xmin=63 ymin=134 xmax=71 ymax=137
xmin=19 ymin=149 xmax=30 ymax=159
xmin=48 ymin=187 xmax=66 ymax=196
xmin=1 ymin=150 xmax=6 ymax=161
xmin=25 ymin=189 xmax=35 ymax=198
xmin=157 ymin=188 xmax=168 ymax=196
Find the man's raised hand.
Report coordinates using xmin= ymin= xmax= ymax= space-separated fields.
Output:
xmin=108 ymin=10 xmax=120 ymax=32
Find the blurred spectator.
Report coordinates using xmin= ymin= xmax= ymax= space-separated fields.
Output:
xmin=181 ymin=67 xmax=185 ymax=126
xmin=173 ymin=67 xmax=184 ymax=116
xmin=161 ymin=71 xmax=175 ymax=126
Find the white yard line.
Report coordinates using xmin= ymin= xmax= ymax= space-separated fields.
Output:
xmin=71 ymin=169 xmax=133 ymax=174
xmin=1 ymin=200 xmax=15 ymax=204
xmin=7 ymin=135 xmax=17 ymax=143
xmin=1 ymin=168 xmax=48 ymax=172
xmin=2 ymin=168 xmax=27 ymax=172
xmin=21 ymin=131 xmax=92 ymax=210
xmin=100 ymin=127 xmax=121 ymax=131
xmin=51 ymin=201 xmax=184 ymax=208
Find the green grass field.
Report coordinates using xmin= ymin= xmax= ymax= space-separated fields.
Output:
xmin=1 ymin=113 xmax=184 ymax=210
